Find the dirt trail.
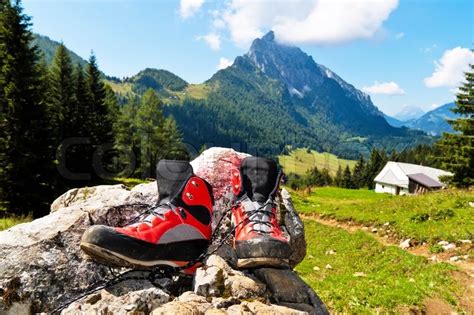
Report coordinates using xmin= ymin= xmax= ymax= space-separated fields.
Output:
xmin=301 ymin=213 xmax=474 ymax=313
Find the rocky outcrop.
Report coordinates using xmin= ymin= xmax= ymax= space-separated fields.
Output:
xmin=0 ymin=147 xmax=327 ymax=314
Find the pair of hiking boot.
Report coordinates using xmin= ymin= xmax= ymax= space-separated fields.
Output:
xmin=80 ymin=157 xmax=290 ymax=274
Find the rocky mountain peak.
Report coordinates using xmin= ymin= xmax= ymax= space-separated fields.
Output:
xmin=262 ymin=30 xmax=276 ymax=42
xmin=245 ymin=31 xmax=378 ymax=115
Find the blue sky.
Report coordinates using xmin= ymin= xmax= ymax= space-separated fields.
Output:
xmin=23 ymin=0 xmax=473 ymax=116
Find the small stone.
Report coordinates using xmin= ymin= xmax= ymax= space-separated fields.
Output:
xmin=399 ymin=239 xmax=411 ymax=249
xmin=362 ymin=226 xmax=369 ymax=231
xmin=460 ymin=239 xmax=472 ymax=244
xmin=252 ymin=268 xmax=309 ymax=304
xmin=449 ymin=256 xmax=461 ymax=262
xmin=325 ymin=264 xmax=333 ymax=270
xmin=468 ymin=201 xmax=474 ymax=207
xmin=325 ymin=249 xmax=336 ymax=255
xmin=371 ymin=228 xmax=378 ymax=233
xmin=308 ymin=254 xmax=315 ymax=259
xmin=384 ymin=222 xmax=390 ymax=226
xmin=438 ymin=240 xmax=449 ymax=246
xmin=430 ymin=255 xmax=438 ymax=262
xmin=442 ymin=243 xmax=456 ymax=251
xmin=313 ymin=266 xmax=320 ymax=271
xmin=353 ymin=272 xmax=366 ymax=277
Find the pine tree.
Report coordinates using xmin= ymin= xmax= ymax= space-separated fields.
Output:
xmin=135 ymin=89 xmax=168 ymax=178
xmin=0 ymin=0 xmax=54 ymax=216
xmin=74 ymin=63 xmax=90 ymax=136
xmin=85 ymin=54 xmax=115 ymax=181
xmin=320 ymin=168 xmax=333 ymax=186
xmin=49 ymin=43 xmax=76 ymax=148
xmin=352 ymin=155 xmax=366 ymax=188
xmin=342 ymin=165 xmax=353 ymax=189
xmin=162 ymin=117 xmax=188 ymax=160
xmin=365 ymin=148 xmax=387 ymax=189
xmin=133 ymin=89 xmax=187 ymax=178
xmin=334 ymin=165 xmax=343 ymax=187
xmin=437 ymin=64 xmax=474 ymax=187
xmin=114 ymin=97 xmax=140 ymax=177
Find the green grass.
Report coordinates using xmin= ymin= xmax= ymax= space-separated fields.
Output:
xmin=0 ymin=215 xmax=32 ymax=231
xmin=279 ymin=148 xmax=356 ymax=176
xmin=108 ymin=177 xmax=151 ymax=188
xmin=297 ymin=220 xmax=462 ymax=313
xmin=291 ymin=187 xmax=474 ymax=244
xmin=106 ymin=80 xmax=136 ymax=96
xmin=184 ymin=83 xmax=211 ymax=99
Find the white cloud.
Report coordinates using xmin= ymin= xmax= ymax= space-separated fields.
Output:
xmin=197 ymin=33 xmax=221 ymax=50
xmin=362 ymin=81 xmax=406 ymax=95
xmin=217 ymin=57 xmax=233 ymax=70
xmin=419 ymin=44 xmax=437 ymax=53
xmin=219 ymin=0 xmax=398 ymax=47
xmin=424 ymin=47 xmax=474 ymax=88
xmin=180 ymin=0 xmax=205 ymax=19
xmin=395 ymin=32 xmax=405 ymax=39
xmin=212 ymin=18 xmax=226 ymax=29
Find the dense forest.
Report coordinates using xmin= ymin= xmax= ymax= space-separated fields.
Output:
xmin=0 ymin=1 xmax=185 ymax=217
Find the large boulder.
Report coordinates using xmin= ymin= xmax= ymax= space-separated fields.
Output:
xmin=0 ymin=147 xmax=324 ymax=314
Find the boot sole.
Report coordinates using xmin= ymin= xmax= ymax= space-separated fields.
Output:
xmin=237 ymin=257 xmax=289 ymax=268
xmin=234 ymin=238 xmax=290 ymax=269
xmin=80 ymin=242 xmax=195 ymax=271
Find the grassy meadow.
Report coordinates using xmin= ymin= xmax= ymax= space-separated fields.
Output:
xmin=293 ymin=186 xmax=473 ymax=313
xmin=291 ymin=187 xmax=474 ymax=244
xmin=279 ymin=148 xmax=356 ymax=176
xmin=297 ymin=220 xmax=461 ymax=313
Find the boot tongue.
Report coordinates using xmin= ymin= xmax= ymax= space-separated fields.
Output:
xmin=241 ymin=157 xmax=279 ymax=202
xmin=156 ymin=160 xmax=193 ymax=204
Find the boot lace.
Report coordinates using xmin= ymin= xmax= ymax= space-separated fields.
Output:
xmin=240 ymin=199 xmax=277 ymax=235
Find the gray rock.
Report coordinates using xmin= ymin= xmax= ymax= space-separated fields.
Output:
xmin=399 ymin=238 xmax=412 ymax=249
xmin=0 ymin=147 xmax=324 ymax=314
xmin=253 ymin=268 xmax=329 ymax=314
xmin=253 ymin=268 xmax=310 ymax=304
xmin=227 ymin=301 xmax=307 ymax=315
xmin=442 ymin=243 xmax=456 ymax=251
xmin=194 ymin=255 xmax=266 ymax=299
xmin=62 ymin=280 xmax=170 ymax=314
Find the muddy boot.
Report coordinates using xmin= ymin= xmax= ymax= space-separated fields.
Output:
xmin=231 ymin=157 xmax=290 ymax=268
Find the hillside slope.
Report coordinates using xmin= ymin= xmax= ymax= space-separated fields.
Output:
xmin=385 ymin=103 xmax=458 ymax=136
xmin=33 ymin=34 xmax=87 ymax=67
xmin=36 ymin=31 xmax=430 ymax=158
xmin=404 ymin=102 xmax=457 ymax=135
xmin=165 ymin=31 xmax=428 ymax=158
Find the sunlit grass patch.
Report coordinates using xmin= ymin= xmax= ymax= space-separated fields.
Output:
xmin=298 ymin=220 xmax=462 ymax=313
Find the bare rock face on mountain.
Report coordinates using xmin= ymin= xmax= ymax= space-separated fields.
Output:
xmin=0 ymin=147 xmax=327 ymax=314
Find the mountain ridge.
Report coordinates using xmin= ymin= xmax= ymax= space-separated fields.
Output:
xmin=36 ymin=31 xmax=430 ymax=158
xmin=386 ymin=102 xmax=457 ymax=136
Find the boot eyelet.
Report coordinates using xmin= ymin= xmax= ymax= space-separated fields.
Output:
xmin=186 ymin=192 xmax=194 ymax=200
xmin=191 ymin=180 xmax=199 ymax=187
xmin=233 ymin=172 xmax=239 ymax=178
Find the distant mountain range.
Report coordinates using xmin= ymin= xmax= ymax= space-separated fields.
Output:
xmin=392 ymin=105 xmax=425 ymax=121
xmin=385 ymin=102 xmax=457 ymax=136
xmin=34 ymin=31 xmax=431 ymax=158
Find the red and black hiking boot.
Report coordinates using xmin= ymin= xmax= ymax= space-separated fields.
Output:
xmin=80 ymin=160 xmax=214 ymax=274
xmin=231 ymin=157 xmax=290 ymax=268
